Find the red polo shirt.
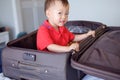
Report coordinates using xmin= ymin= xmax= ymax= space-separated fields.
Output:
xmin=37 ymin=20 xmax=75 ymax=51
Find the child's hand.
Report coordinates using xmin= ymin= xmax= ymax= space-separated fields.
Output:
xmin=69 ymin=42 xmax=79 ymax=51
xmin=86 ymin=30 xmax=95 ymax=37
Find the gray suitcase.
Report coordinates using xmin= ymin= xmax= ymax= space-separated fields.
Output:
xmin=2 ymin=20 xmax=103 ymax=80
xmin=71 ymin=26 xmax=120 ymax=80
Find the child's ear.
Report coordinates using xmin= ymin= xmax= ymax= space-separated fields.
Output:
xmin=46 ymin=10 xmax=49 ymax=18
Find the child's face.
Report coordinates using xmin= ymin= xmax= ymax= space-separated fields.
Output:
xmin=46 ymin=1 xmax=69 ymax=27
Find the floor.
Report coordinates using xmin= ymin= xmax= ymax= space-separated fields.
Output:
xmin=0 ymin=73 xmax=11 ymax=80
xmin=0 ymin=73 xmax=104 ymax=80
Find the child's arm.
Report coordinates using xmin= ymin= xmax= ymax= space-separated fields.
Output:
xmin=46 ymin=30 xmax=95 ymax=52
xmin=47 ymin=42 xmax=79 ymax=52
xmin=73 ymin=30 xmax=95 ymax=41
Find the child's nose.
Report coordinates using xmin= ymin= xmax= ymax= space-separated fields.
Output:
xmin=62 ymin=15 xmax=67 ymax=19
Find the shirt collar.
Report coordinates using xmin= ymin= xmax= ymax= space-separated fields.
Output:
xmin=43 ymin=20 xmax=52 ymax=29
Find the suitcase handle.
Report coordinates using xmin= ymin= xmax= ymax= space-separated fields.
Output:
xmin=18 ymin=62 xmax=37 ymax=70
xmin=18 ymin=62 xmax=50 ymax=74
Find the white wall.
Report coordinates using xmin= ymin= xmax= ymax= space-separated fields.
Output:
xmin=0 ymin=0 xmax=46 ymax=40
xmin=0 ymin=0 xmax=24 ymax=40
xmin=69 ymin=0 xmax=120 ymax=26
xmin=20 ymin=0 xmax=46 ymax=33
xmin=0 ymin=0 xmax=15 ymax=40
xmin=0 ymin=0 xmax=120 ymax=40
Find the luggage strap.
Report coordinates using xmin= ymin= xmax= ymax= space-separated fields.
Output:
xmin=72 ymin=25 xmax=109 ymax=61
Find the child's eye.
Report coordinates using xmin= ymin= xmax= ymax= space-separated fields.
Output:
xmin=65 ymin=13 xmax=69 ymax=15
xmin=58 ymin=12 xmax=62 ymax=15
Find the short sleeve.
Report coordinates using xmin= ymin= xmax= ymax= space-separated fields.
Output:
xmin=69 ymin=31 xmax=75 ymax=41
xmin=37 ymin=26 xmax=53 ymax=50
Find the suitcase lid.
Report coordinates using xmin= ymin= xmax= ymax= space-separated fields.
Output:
xmin=71 ymin=27 xmax=120 ymax=80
